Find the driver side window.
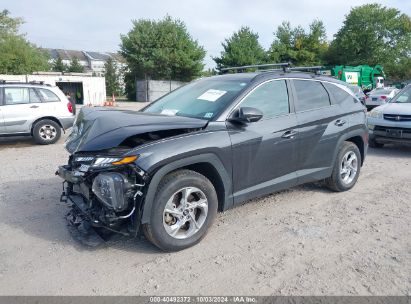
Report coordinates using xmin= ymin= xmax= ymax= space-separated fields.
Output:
xmin=240 ymin=80 xmax=289 ymax=119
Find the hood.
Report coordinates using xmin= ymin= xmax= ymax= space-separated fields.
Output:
xmin=380 ymin=102 xmax=411 ymax=115
xmin=65 ymin=107 xmax=208 ymax=154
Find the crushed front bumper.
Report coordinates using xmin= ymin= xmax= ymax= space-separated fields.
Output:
xmin=57 ymin=165 xmax=83 ymax=184
xmin=66 ymin=200 xmax=105 ymax=247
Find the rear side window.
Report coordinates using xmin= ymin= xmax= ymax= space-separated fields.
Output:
xmin=29 ymin=89 xmax=41 ymax=103
xmin=324 ymin=83 xmax=355 ymax=104
xmin=4 ymin=87 xmax=42 ymax=105
xmin=37 ymin=88 xmax=60 ymax=102
xmin=293 ymin=80 xmax=330 ymax=111
xmin=240 ymin=80 xmax=289 ymax=119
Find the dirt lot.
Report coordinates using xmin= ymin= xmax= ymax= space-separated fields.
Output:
xmin=0 ymin=107 xmax=410 ymax=295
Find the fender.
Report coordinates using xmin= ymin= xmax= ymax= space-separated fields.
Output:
xmin=331 ymin=126 xmax=368 ymax=167
xmin=141 ymin=153 xmax=232 ymax=224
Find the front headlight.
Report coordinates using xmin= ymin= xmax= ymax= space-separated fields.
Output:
xmin=368 ymin=109 xmax=383 ymax=119
xmin=92 ymin=155 xmax=138 ymax=168
xmin=92 ymin=172 xmax=130 ymax=211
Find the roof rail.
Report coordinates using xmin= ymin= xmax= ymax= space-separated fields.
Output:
xmin=288 ymin=66 xmax=324 ymax=74
xmin=219 ymin=63 xmax=326 ymax=75
xmin=220 ymin=62 xmax=291 ymax=73
xmin=0 ymin=80 xmax=51 ymax=86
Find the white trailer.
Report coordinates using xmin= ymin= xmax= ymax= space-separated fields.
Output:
xmin=0 ymin=72 xmax=106 ymax=106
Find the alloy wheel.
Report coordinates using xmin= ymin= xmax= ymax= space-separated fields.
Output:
xmin=39 ymin=125 xmax=57 ymax=140
xmin=163 ymin=187 xmax=208 ymax=239
xmin=340 ymin=151 xmax=358 ymax=184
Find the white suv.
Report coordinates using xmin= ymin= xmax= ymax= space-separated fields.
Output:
xmin=0 ymin=81 xmax=75 ymax=144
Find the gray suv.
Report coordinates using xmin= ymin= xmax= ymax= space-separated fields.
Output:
xmin=57 ymin=66 xmax=368 ymax=251
xmin=0 ymin=81 xmax=75 ymax=144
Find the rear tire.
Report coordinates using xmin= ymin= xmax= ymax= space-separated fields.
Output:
xmin=143 ymin=169 xmax=218 ymax=252
xmin=32 ymin=119 xmax=62 ymax=145
xmin=326 ymin=141 xmax=361 ymax=192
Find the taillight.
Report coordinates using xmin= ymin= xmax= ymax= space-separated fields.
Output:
xmin=381 ymin=96 xmax=387 ymax=99
xmin=67 ymin=102 xmax=73 ymax=113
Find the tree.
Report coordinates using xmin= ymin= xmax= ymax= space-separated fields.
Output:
xmin=0 ymin=9 xmax=23 ymax=38
xmin=104 ymin=58 xmax=121 ymax=96
xmin=52 ymin=56 xmax=67 ymax=72
xmin=67 ymin=57 xmax=84 ymax=73
xmin=0 ymin=35 xmax=50 ymax=74
xmin=326 ymin=4 xmax=411 ymax=79
xmin=268 ymin=20 xmax=328 ymax=66
xmin=120 ymin=15 xmax=205 ymax=83
xmin=0 ymin=10 xmax=50 ymax=74
xmin=213 ymin=26 xmax=267 ymax=71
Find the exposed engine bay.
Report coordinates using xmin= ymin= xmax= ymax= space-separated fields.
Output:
xmin=58 ymin=153 xmax=148 ymax=246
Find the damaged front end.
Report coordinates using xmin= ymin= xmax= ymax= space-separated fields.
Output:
xmin=58 ymin=153 xmax=149 ymax=246
xmin=57 ymin=107 xmax=208 ymax=246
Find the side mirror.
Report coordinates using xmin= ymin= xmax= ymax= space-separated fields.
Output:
xmin=229 ymin=107 xmax=263 ymax=123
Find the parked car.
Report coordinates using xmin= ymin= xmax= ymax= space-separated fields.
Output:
xmin=365 ymin=87 xmax=400 ymax=110
xmin=347 ymin=84 xmax=366 ymax=105
xmin=57 ymin=69 xmax=368 ymax=251
xmin=367 ymin=84 xmax=411 ymax=148
xmin=0 ymin=81 xmax=75 ymax=144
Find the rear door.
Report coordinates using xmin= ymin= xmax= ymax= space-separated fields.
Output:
xmin=291 ymin=79 xmax=343 ymax=183
xmin=0 ymin=88 xmax=6 ymax=134
xmin=36 ymin=87 xmax=64 ymax=114
xmin=1 ymin=86 xmax=43 ymax=134
xmin=228 ymin=79 xmax=299 ymax=204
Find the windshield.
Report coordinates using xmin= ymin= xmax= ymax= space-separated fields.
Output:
xmin=391 ymin=86 xmax=411 ymax=103
xmin=142 ymin=78 xmax=249 ymax=120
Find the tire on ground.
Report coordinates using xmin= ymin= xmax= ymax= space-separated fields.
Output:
xmin=32 ymin=119 xmax=62 ymax=145
xmin=326 ymin=141 xmax=362 ymax=192
xmin=143 ymin=169 xmax=218 ymax=252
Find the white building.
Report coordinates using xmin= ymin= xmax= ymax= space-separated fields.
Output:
xmin=46 ymin=49 xmax=126 ymax=80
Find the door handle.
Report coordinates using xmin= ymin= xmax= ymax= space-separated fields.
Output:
xmin=30 ymin=105 xmax=39 ymax=108
xmin=281 ymin=130 xmax=297 ymax=139
xmin=335 ymin=119 xmax=346 ymax=127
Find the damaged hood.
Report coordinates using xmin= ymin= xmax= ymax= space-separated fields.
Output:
xmin=65 ymin=107 xmax=208 ymax=154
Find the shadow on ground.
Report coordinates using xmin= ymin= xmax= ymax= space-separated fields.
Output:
xmin=367 ymin=144 xmax=411 ymax=158
xmin=0 ymin=177 xmax=158 ymax=254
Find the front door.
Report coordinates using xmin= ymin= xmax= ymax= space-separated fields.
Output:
xmin=227 ymin=79 xmax=299 ymax=204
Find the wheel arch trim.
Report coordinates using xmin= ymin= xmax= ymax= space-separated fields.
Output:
xmin=141 ymin=153 xmax=232 ymax=224
xmin=30 ymin=116 xmax=63 ymax=135
xmin=333 ymin=128 xmax=368 ymax=167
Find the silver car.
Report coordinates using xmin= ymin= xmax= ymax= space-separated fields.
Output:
xmin=347 ymin=84 xmax=366 ymax=105
xmin=0 ymin=81 xmax=75 ymax=144
xmin=367 ymin=85 xmax=411 ymax=147
xmin=365 ymin=87 xmax=400 ymax=110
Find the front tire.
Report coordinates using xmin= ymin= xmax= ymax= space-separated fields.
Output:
xmin=32 ymin=119 xmax=62 ymax=145
xmin=326 ymin=141 xmax=361 ymax=192
xmin=143 ymin=170 xmax=218 ymax=252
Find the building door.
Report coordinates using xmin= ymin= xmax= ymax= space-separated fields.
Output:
xmin=56 ymin=82 xmax=84 ymax=105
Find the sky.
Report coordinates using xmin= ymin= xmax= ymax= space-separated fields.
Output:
xmin=2 ymin=0 xmax=410 ymax=69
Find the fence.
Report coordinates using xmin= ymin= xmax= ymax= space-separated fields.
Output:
xmin=136 ymin=79 xmax=186 ymax=102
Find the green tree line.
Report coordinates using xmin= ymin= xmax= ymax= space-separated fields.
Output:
xmin=1 ymin=3 xmax=410 ymax=100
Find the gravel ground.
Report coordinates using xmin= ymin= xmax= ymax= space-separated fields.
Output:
xmin=0 ymin=109 xmax=410 ymax=295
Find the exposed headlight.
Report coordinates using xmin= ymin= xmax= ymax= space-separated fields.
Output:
xmin=92 ymin=172 xmax=130 ymax=211
xmin=92 ymin=155 xmax=138 ymax=168
xmin=368 ymin=109 xmax=382 ymax=119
